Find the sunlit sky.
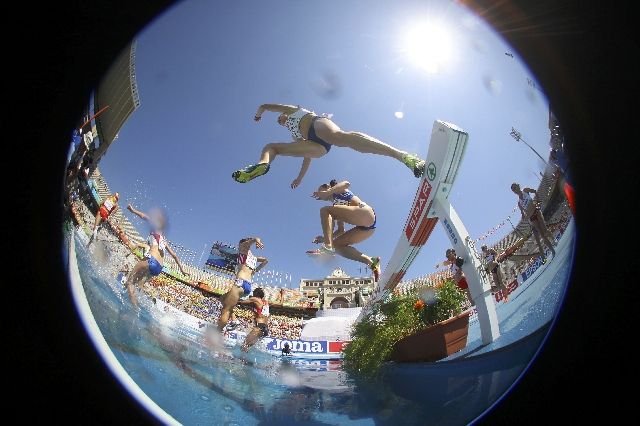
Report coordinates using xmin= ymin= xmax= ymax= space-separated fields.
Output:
xmin=97 ymin=0 xmax=552 ymax=287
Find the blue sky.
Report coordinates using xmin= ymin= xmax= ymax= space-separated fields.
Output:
xmin=96 ymin=0 xmax=553 ymax=287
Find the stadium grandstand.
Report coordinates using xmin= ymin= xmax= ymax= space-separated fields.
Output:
xmin=92 ymin=41 xmax=141 ymax=166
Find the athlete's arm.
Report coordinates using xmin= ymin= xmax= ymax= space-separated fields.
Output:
xmin=523 ymin=187 xmax=536 ymax=194
xmin=329 ymin=180 xmax=350 ymax=194
xmin=239 ymin=237 xmax=263 ymax=252
xmin=254 ymin=257 xmax=269 ymax=273
xmin=238 ymin=297 xmax=260 ymax=306
xmin=127 ymin=204 xmax=149 ymax=221
xmin=253 ymin=237 xmax=265 ymax=250
xmin=291 ymin=157 xmax=312 ymax=189
xmin=166 ymin=245 xmax=189 ymax=276
xmin=435 ymin=259 xmax=453 ymax=268
xmin=255 ymin=103 xmax=298 ymax=119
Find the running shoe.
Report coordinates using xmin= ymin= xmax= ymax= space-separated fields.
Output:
xmin=225 ymin=320 xmax=239 ymax=331
xmin=232 ymin=163 xmax=270 ymax=183
xmin=402 ymin=153 xmax=426 ymax=178
xmin=370 ymin=256 xmax=381 ymax=282
xmin=319 ymin=244 xmax=335 ymax=255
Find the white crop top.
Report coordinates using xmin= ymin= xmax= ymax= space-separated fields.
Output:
xmin=254 ymin=299 xmax=270 ymax=317
xmin=284 ymin=108 xmax=312 ymax=139
xmin=518 ymin=192 xmax=535 ymax=211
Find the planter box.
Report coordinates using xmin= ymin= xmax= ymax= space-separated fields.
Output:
xmin=390 ymin=310 xmax=471 ymax=362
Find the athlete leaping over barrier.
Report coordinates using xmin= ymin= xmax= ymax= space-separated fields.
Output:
xmin=309 ymin=179 xmax=381 ymax=281
xmin=232 ymin=103 xmax=426 ymax=187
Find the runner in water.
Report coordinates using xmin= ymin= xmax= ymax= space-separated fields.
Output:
xmin=511 ymin=183 xmax=556 ymax=262
xmin=124 ymin=204 xmax=189 ymax=307
xmin=87 ymin=192 xmax=120 ymax=246
xmin=217 ymin=237 xmax=269 ymax=332
xmin=232 ymin=103 xmax=426 ymax=186
xmin=310 ymin=179 xmax=381 ymax=281
xmin=481 ymin=244 xmax=509 ymax=302
xmin=237 ymin=287 xmax=270 ymax=352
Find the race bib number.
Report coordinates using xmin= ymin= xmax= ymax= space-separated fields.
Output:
xmin=103 ymin=199 xmax=114 ymax=210
xmin=244 ymin=250 xmax=258 ymax=270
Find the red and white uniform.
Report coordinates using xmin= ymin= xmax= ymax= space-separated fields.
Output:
xmin=99 ymin=195 xmax=118 ymax=220
xmin=450 ymin=262 xmax=469 ymax=290
xmin=253 ymin=299 xmax=270 ymax=317
xmin=148 ymin=232 xmax=167 ymax=254
xmin=237 ymin=249 xmax=258 ymax=270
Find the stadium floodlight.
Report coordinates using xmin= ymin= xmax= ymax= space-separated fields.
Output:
xmin=510 ymin=127 xmax=548 ymax=166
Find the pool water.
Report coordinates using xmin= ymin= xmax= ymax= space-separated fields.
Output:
xmin=66 ymin=220 xmax=574 ymax=425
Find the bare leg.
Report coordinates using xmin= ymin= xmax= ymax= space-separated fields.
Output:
xmin=320 ymin=207 xmax=335 ymax=248
xmin=334 ymin=245 xmax=373 ymax=265
xmin=493 ymin=268 xmax=509 ymax=302
xmin=241 ymin=327 xmax=264 ymax=352
xmin=533 ymin=214 xmax=556 ymax=257
xmin=531 ymin=231 xmax=547 ymax=261
xmin=258 ymin=141 xmax=327 ymax=164
xmin=87 ymin=214 xmax=103 ymax=245
xmin=333 ymin=227 xmax=376 ymax=265
xmin=126 ymin=260 xmax=150 ymax=307
xmin=218 ymin=287 xmax=241 ymax=331
xmin=313 ymin=119 xmax=406 ymax=160
xmin=319 ymin=205 xmax=376 ymax=249
xmin=93 ymin=214 xmax=102 ymax=231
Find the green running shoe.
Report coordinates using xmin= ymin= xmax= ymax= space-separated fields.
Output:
xmin=402 ymin=153 xmax=426 ymax=178
xmin=370 ymin=256 xmax=381 ymax=281
xmin=319 ymin=244 xmax=335 ymax=255
xmin=232 ymin=163 xmax=270 ymax=183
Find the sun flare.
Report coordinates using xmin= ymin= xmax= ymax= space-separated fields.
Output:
xmin=401 ymin=22 xmax=453 ymax=73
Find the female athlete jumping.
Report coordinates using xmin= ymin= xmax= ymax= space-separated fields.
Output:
xmin=232 ymin=103 xmax=426 ymax=187
xmin=310 ymin=179 xmax=381 ymax=281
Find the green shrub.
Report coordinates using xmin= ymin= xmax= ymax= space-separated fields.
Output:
xmin=343 ymin=280 xmax=467 ymax=377
xmin=419 ymin=280 xmax=467 ymax=327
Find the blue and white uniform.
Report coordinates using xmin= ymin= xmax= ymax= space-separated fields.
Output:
xmin=146 ymin=231 xmax=167 ymax=276
xmin=331 ymin=190 xmax=377 ymax=230
xmin=332 ymin=189 xmax=355 ymax=205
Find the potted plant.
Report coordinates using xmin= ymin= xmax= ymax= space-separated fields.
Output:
xmin=343 ymin=279 xmax=469 ymax=377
